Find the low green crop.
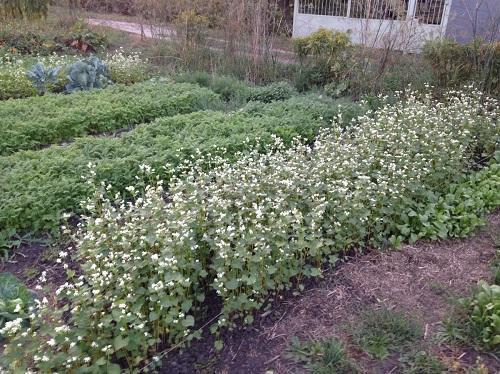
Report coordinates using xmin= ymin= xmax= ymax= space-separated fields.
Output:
xmin=443 ymin=281 xmax=500 ymax=351
xmin=0 ymin=98 xmax=341 ymax=241
xmin=1 ymin=88 xmax=499 ymax=372
xmin=0 ymin=82 xmax=220 ymax=155
xmin=0 ymin=273 xmax=34 ymax=340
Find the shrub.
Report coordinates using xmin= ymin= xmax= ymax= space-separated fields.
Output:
xmin=0 ymin=82 xmax=219 ymax=155
xmin=105 ymin=49 xmax=151 ymax=84
xmin=293 ymin=28 xmax=351 ymax=90
xmin=423 ymin=38 xmax=500 ymax=94
xmin=0 ymin=99 xmax=335 ymax=239
xmin=1 ymin=89 xmax=498 ymax=372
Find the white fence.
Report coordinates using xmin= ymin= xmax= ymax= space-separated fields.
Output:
xmin=293 ymin=0 xmax=452 ymax=50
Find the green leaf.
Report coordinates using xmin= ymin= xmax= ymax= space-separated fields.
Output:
xmin=182 ymin=315 xmax=195 ymax=327
xmin=108 ymin=363 xmax=121 ymax=374
xmin=113 ymin=336 xmax=129 ymax=351
xmin=225 ymin=279 xmax=239 ymax=290
xmin=215 ymin=340 xmax=224 ymax=351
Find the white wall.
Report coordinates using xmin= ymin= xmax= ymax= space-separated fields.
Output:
xmin=292 ymin=0 xmax=451 ymax=50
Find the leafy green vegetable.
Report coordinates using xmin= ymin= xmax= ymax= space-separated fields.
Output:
xmin=0 ymin=81 xmax=220 ymax=155
xmin=0 ymin=273 xmax=34 ymax=339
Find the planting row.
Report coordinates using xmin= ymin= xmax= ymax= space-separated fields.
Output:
xmin=0 ymin=82 xmax=220 ymax=155
xmin=0 ymin=97 xmax=358 ymax=242
xmin=1 ymin=89 xmax=498 ymax=372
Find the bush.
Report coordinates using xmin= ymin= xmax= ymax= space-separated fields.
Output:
xmin=293 ymin=28 xmax=351 ymax=90
xmin=105 ymin=49 xmax=151 ymax=84
xmin=0 ymin=82 xmax=219 ymax=155
xmin=0 ymin=98 xmax=336 ymax=239
xmin=1 ymin=88 xmax=498 ymax=372
xmin=423 ymin=38 xmax=500 ymax=94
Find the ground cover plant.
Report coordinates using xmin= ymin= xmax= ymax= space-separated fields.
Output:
xmin=352 ymin=308 xmax=422 ymax=359
xmin=0 ymin=97 xmax=349 ymax=246
xmin=175 ymin=72 xmax=297 ymax=108
xmin=0 ymin=272 xmax=34 ymax=340
xmin=285 ymin=336 xmax=359 ymax=373
xmin=0 ymin=81 xmax=219 ymax=155
xmin=1 ymin=87 xmax=498 ymax=372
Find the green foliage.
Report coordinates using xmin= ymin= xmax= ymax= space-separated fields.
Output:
xmin=294 ymin=28 xmax=351 ymax=60
xmin=0 ymin=97 xmax=334 ymax=241
xmin=443 ymin=281 xmax=500 ymax=351
xmin=293 ymin=28 xmax=351 ymax=91
xmin=285 ymin=336 xmax=359 ymax=373
xmin=0 ymin=0 xmax=48 ymax=20
xmin=1 ymin=88 xmax=499 ymax=372
xmin=105 ymin=50 xmax=151 ymax=85
xmin=352 ymin=309 xmax=422 ymax=359
xmin=64 ymin=56 xmax=112 ymax=93
xmin=400 ymin=351 xmax=446 ymax=374
xmin=423 ymin=39 xmax=500 ymax=94
xmin=0 ymin=272 xmax=33 ymax=339
xmin=392 ymin=162 xmax=500 ymax=245
xmin=26 ymin=62 xmax=62 ymax=94
xmin=0 ymin=69 xmax=36 ymax=100
xmin=248 ymin=81 xmax=296 ymax=103
xmin=241 ymin=94 xmax=367 ymax=128
xmin=0 ymin=81 xmax=219 ymax=155
xmin=176 ymin=72 xmax=296 ymax=108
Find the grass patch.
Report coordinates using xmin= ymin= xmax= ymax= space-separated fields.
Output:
xmin=285 ymin=336 xmax=359 ymax=373
xmin=352 ymin=308 xmax=422 ymax=359
xmin=400 ymin=351 xmax=446 ymax=374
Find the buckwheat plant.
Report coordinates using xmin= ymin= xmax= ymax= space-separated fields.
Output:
xmin=1 ymin=88 xmax=498 ymax=372
xmin=104 ymin=48 xmax=150 ymax=85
